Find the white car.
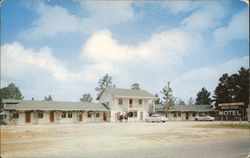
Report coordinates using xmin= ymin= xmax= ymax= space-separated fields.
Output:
xmin=146 ymin=114 xmax=168 ymax=123
xmin=194 ymin=114 xmax=215 ymax=121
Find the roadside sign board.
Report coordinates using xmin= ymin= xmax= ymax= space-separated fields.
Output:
xmin=218 ymin=102 xmax=244 ymax=117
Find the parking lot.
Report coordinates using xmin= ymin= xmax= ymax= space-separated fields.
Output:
xmin=1 ymin=121 xmax=249 ymax=158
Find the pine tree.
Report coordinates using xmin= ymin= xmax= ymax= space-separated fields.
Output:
xmin=176 ymin=98 xmax=186 ymax=105
xmin=195 ymin=87 xmax=212 ymax=105
xmin=95 ymin=74 xmax=116 ymax=95
xmin=155 ymin=93 xmax=161 ymax=104
xmin=213 ymin=67 xmax=249 ymax=119
xmin=213 ymin=73 xmax=231 ymax=106
xmin=131 ymin=83 xmax=141 ymax=90
xmin=161 ymin=82 xmax=176 ymax=112
xmin=188 ymin=97 xmax=195 ymax=105
xmin=44 ymin=95 xmax=53 ymax=101
xmin=80 ymin=93 xmax=93 ymax=103
xmin=0 ymin=83 xmax=23 ymax=100
xmin=237 ymin=67 xmax=249 ymax=106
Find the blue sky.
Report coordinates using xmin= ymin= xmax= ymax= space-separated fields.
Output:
xmin=1 ymin=0 xmax=249 ymax=102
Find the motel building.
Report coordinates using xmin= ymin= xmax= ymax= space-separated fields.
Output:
xmin=155 ymin=104 xmax=216 ymax=121
xmin=0 ymin=99 xmax=110 ymax=124
xmin=97 ymin=88 xmax=155 ymax=122
xmin=0 ymin=88 xmax=156 ymax=124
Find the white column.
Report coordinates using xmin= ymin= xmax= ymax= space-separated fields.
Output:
xmin=110 ymin=111 xmax=116 ymax=123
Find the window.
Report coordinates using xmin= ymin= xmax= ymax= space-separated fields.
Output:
xmin=62 ymin=112 xmax=66 ymax=118
xmin=178 ymin=112 xmax=181 ymax=117
xmin=0 ymin=114 xmax=7 ymax=119
xmin=129 ymin=112 xmax=137 ymax=117
xmin=129 ymin=99 xmax=133 ymax=104
xmin=199 ymin=113 xmax=206 ymax=116
xmin=13 ymin=112 xmax=19 ymax=118
xmin=129 ymin=112 xmax=133 ymax=117
xmin=173 ymin=112 xmax=177 ymax=117
xmin=68 ymin=112 xmax=72 ymax=118
xmin=38 ymin=111 xmax=43 ymax=118
xmin=96 ymin=113 xmax=100 ymax=117
xmin=192 ymin=112 xmax=196 ymax=117
xmin=139 ymin=99 xmax=143 ymax=105
xmin=129 ymin=99 xmax=133 ymax=108
xmin=119 ymin=99 xmax=123 ymax=105
xmin=88 ymin=113 xmax=92 ymax=118
xmin=134 ymin=112 xmax=137 ymax=117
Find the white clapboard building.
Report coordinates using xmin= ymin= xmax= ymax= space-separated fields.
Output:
xmin=97 ymin=88 xmax=155 ymax=122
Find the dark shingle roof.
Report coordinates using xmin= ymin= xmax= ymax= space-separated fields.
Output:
xmin=170 ymin=105 xmax=215 ymax=111
xmin=97 ymin=88 xmax=155 ymax=99
xmin=155 ymin=104 xmax=215 ymax=112
xmin=2 ymin=99 xmax=110 ymax=111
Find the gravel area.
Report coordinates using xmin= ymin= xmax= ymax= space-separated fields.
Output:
xmin=1 ymin=121 xmax=249 ymax=158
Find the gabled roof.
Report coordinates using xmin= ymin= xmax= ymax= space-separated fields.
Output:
xmin=1 ymin=99 xmax=110 ymax=111
xmin=97 ymin=88 xmax=155 ymax=100
xmin=171 ymin=105 xmax=215 ymax=111
xmin=155 ymin=104 xmax=215 ymax=112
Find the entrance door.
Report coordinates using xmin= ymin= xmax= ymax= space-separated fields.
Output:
xmin=116 ymin=112 xmax=120 ymax=122
xmin=140 ymin=112 xmax=143 ymax=121
xmin=50 ymin=111 xmax=54 ymax=123
xmin=78 ymin=113 xmax=83 ymax=122
xmin=25 ymin=111 xmax=31 ymax=123
xmin=186 ymin=112 xmax=189 ymax=120
xmin=103 ymin=113 xmax=107 ymax=121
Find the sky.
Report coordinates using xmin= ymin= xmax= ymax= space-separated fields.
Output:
xmin=1 ymin=0 xmax=249 ymax=102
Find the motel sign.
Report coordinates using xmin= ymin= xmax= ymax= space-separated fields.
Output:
xmin=218 ymin=102 xmax=244 ymax=117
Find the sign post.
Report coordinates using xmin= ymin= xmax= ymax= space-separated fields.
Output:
xmin=218 ymin=102 xmax=244 ymax=124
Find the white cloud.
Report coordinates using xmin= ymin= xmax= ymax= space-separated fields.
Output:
xmin=78 ymin=28 xmax=206 ymax=98
xmin=213 ymin=9 xmax=249 ymax=45
xmin=79 ymin=1 xmax=134 ymax=35
xmin=173 ymin=56 xmax=249 ymax=102
xmin=80 ymin=1 xmax=134 ymax=25
xmin=81 ymin=28 xmax=199 ymax=65
xmin=2 ymin=42 xmax=72 ymax=82
xmin=2 ymin=32 xmax=248 ymax=102
xmin=23 ymin=3 xmax=78 ymax=39
xmin=2 ymin=27 xmax=202 ymax=101
xmin=163 ymin=0 xmax=227 ymax=29
xmin=1 ymin=42 xmax=101 ymax=101
xmin=22 ymin=2 xmax=134 ymax=39
xmin=181 ymin=2 xmax=227 ymax=31
xmin=162 ymin=1 xmax=195 ymax=14
xmin=82 ymin=30 xmax=135 ymax=62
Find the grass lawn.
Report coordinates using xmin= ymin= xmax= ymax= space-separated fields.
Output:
xmin=193 ymin=123 xmax=250 ymax=129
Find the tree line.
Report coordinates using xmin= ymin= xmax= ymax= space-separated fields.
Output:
xmin=1 ymin=67 xmax=249 ymax=117
xmin=157 ymin=67 xmax=249 ymax=112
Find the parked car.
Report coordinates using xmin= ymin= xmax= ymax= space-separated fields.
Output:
xmin=146 ymin=114 xmax=168 ymax=123
xmin=194 ymin=114 xmax=215 ymax=121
